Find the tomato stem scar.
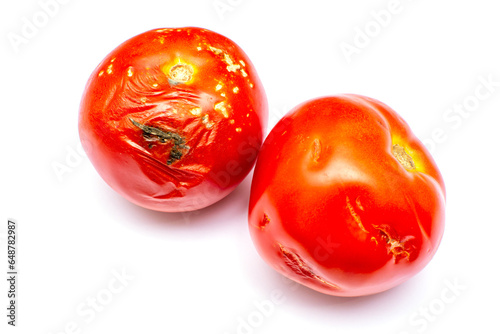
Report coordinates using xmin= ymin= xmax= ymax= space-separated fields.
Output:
xmin=168 ymin=63 xmax=194 ymax=85
xmin=129 ymin=118 xmax=189 ymax=165
xmin=392 ymin=144 xmax=416 ymax=171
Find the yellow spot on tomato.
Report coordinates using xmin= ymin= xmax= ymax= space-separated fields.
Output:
xmin=190 ymin=107 xmax=202 ymax=116
xmin=233 ymin=87 xmax=239 ymax=93
xmin=208 ymin=46 xmax=223 ymax=55
xmin=227 ymin=64 xmax=241 ymax=72
xmin=214 ymin=101 xmax=229 ymax=118
xmin=202 ymin=114 xmax=214 ymax=129
xmin=127 ymin=67 xmax=134 ymax=77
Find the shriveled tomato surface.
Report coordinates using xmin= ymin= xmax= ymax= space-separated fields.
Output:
xmin=248 ymin=95 xmax=445 ymax=297
xmin=79 ymin=27 xmax=267 ymax=212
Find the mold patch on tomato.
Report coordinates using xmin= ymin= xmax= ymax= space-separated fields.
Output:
xmin=129 ymin=118 xmax=190 ymax=165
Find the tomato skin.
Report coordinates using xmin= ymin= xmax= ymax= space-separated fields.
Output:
xmin=79 ymin=27 xmax=267 ymax=212
xmin=248 ymin=95 xmax=445 ymax=297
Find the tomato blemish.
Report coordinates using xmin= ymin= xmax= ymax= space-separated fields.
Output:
xmin=258 ymin=213 xmax=271 ymax=229
xmin=127 ymin=66 xmax=134 ymax=77
xmin=311 ymin=138 xmax=322 ymax=163
xmin=189 ymin=107 xmax=202 ymax=116
xmin=201 ymin=114 xmax=214 ymax=129
xmin=346 ymin=196 xmax=369 ymax=234
xmin=129 ymin=118 xmax=189 ymax=165
xmin=373 ymin=224 xmax=415 ymax=263
xmin=214 ymin=101 xmax=230 ymax=118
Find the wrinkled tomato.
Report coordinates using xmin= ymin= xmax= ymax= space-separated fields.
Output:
xmin=248 ymin=95 xmax=445 ymax=296
xmin=79 ymin=27 xmax=267 ymax=212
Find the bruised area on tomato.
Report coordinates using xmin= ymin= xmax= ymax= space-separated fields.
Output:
xmin=79 ymin=27 xmax=267 ymax=212
xmin=248 ymin=95 xmax=445 ymax=297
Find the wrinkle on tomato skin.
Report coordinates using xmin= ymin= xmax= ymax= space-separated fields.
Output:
xmin=276 ymin=243 xmax=341 ymax=291
xmin=248 ymin=94 xmax=445 ymax=296
xmin=99 ymin=145 xmax=220 ymax=211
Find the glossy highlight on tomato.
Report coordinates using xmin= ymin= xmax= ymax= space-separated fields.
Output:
xmin=248 ymin=95 xmax=445 ymax=297
xmin=79 ymin=27 xmax=267 ymax=212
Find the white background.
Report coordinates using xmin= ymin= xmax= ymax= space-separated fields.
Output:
xmin=1 ymin=0 xmax=499 ymax=333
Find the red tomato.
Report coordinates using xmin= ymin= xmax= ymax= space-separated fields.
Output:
xmin=248 ymin=95 xmax=445 ymax=297
xmin=79 ymin=27 xmax=267 ymax=212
